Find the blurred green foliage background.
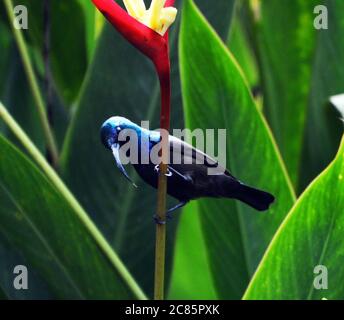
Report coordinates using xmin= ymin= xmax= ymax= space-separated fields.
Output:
xmin=0 ymin=0 xmax=343 ymax=300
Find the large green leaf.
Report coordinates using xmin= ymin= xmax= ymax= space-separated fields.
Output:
xmin=1 ymin=44 xmax=67 ymax=152
xmin=0 ymin=132 xmax=143 ymax=299
xmin=168 ymin=202 xmax=218 ymax=300
xmin=301 ymin=0 xmax=344 ymax=191
xmin=0 ymin=232 xmax=54 ymax=299
xmin=1 ymin=47 xmax=45 ymax=152
xmin=2 ymin=1 xmax=72 ymax=150
xmin=0 ymin=20 xmax=11 ymax=91
xmin=244 ymin=135 xmax=344 ymax=300
xmin=12 ymin=0 xmax=88 ymax=104
xmin=170 ymin=0 xmax=295 ymax=299
xmin=227 ymin=3 xmax=259 ymax=89
xmin=0 ymin=292 xmax=6 ymax=300
xmin=61 ymin=0 xmax=235 ymax=297
xmin=252 ymin=0 xmax=318 ymax=187
xmin=77 ymin=0 xmax=97 ymax=61
xmin=0 ymin=284 xmax=7 ymax=300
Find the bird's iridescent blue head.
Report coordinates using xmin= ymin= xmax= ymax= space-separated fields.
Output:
xmin=101 ymin=116 xmax=139 ymax=149
xmin=100 ymin=116 xmax=141 ymax=187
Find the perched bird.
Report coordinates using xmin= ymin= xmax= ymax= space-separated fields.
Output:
xmin=101 ymin=116 xmax=275 ymax=223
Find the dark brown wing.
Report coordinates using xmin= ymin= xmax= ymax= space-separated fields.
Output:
xmin=168 ymin=135 xmax=234 ymax=178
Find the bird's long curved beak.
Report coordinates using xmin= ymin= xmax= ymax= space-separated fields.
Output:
xmin=111 ymin=143 xmax=137 ymax=188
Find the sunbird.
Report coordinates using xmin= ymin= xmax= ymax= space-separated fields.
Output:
xmin=101 ymin=117 xmax=275 ymax=223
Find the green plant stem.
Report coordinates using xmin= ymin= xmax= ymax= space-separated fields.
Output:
xmin=4 ymin=0 xmax=59 ymax=168
xmin=43 ymin=0 xmax=53 ymax=130
xmin=154 ymin=48 xmax=171 ymax=300
xmin=0 ymin=102 xmax=147 ymax=300
xmin=154 ymin=163 xmax=168 ymax=300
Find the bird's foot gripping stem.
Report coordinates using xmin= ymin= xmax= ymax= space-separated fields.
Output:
xmin=154 ymin=164 xmax=172 ymax=177
xmin=153 ymin=215 xmax=166 ymax=225
xmin=153 ymin=201 xmax=188 ymax=224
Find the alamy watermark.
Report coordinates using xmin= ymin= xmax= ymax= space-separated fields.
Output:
xmin=112 ymin=121 xmax=227 ymax=175
xmin=13 ymin=5 xmax=28 ymax=30
xmin=10 ymin=4 xmax=329 ymax=33
xmin=9 ymin=263 xmax=329 ymax=293
xmin=13 ymin=265 xmax=28 ymax=290
xmin=11 ymin=4 xmax=329 ymax=31
xmin=313 ymin=265 xmax=328 ymax=290
xmin=314 ymin=5 xmax=328 ymax=30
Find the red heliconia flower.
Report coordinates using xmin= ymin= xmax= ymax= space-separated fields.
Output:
xmin=92 ymin=0 xmax=177 ymax=131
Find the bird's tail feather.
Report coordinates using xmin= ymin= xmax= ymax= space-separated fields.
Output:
xmin=233 ymin=184 xmax=275 ymax=211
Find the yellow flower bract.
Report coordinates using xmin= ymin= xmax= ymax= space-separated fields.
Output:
xmin=123 ymin=0 xmax=177 ymax=35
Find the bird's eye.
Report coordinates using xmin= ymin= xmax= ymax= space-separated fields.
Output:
xmin=116 ymin=126 xmax=121 ymax=132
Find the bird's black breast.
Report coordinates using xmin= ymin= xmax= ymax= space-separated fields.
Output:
xmin=133 ymin=163 xmax=194 ymax=201
xmin=133 ymin=162 xmax=239 ymax=202
xmin=132 ymin=134 xmax=241 ymax=202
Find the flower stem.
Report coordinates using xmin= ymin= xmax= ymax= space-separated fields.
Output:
xmin=4 ymin=0 xmax=59 ymax=168
xmin=154 ymin=48 xmax=171 ymax=300
xmin=154 ymin=168 xmax=168 ymax=300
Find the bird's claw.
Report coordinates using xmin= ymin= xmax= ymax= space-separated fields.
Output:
xmin=153 ymin=212 xmax=173 ymax=225
xmin=154 ymin=165 xmax=173 ymax=177
xmin=153 ymin=215 xmax=166 ymax=225
xmin=165 ymin=169 xmax=172 ymax=177
xmin=153 ymin=200 xmax=189 ymax=224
